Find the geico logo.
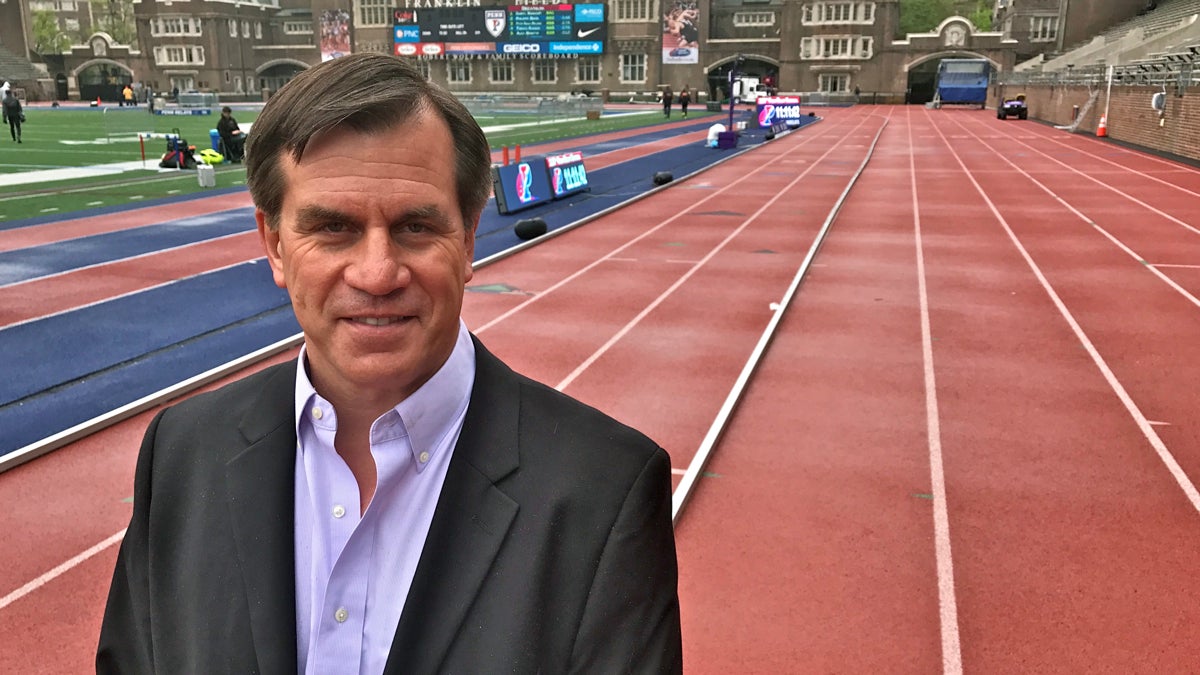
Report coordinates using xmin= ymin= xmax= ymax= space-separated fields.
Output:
xmin=396 ymin=44 xmax=418 ymax=55
xmin=422 ymin=44 xmax=443 ymax=55
xmin=503 ymin=43 xmax=541 ymax=53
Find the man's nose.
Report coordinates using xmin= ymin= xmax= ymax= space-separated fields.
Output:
xmin=345 ymin=230 xmax=409 ymax=296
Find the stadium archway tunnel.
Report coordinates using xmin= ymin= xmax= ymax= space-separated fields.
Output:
xmin=704 ymin=54 xmax=779 ymax=103
xmin=73 ymin=60 xmax=134 ymax=104
xmin=258 ymin=60 xmax=309 ymax=96
xmin=904 ymin=51 xmax=1000 ymax=105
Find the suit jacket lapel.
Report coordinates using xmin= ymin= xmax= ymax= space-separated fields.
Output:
xmin=225 ymin=362 xmax=300 ymax=675
xmin=385 ymin=338 xmax=521 ymax=674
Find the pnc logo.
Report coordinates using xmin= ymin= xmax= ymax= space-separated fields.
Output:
xmin=503 ymin=43 xmax=541 ymax=53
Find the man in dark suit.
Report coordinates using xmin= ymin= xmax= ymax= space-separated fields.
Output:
xmin=98 ymin=53 xmax=682 ymax=673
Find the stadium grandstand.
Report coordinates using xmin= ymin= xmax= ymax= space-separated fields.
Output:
xmin=994 ymin=0 xmax=1200 ymax=161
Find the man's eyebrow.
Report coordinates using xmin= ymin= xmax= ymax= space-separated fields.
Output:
xmin=291 ymin=204 xmax=456 ymax=229
xmin=294 ymin=205 xmax=352 ymax=226
xmin=399 ymin=204 xmax=452 ymax=223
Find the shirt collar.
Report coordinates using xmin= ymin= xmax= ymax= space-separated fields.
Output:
xmin=294 ymin=321 xmax=476 ymax=468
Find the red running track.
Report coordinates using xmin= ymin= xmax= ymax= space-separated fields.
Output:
xmin=6 ymin=106 xmax=1200 ymax=671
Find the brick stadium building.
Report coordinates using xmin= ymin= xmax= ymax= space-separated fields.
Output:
xmin=0 ymin=0 xmax=1150 ymax=105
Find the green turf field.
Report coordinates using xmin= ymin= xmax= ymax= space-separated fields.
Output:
xmin=0 ymin=107 xmax=712 ymax=223
xmin=0 ymin=107 xmax=258 ymax=172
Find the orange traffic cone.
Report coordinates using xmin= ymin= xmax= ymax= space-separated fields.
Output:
xmin=1097 ymin=114 xmax=1108 ymax=137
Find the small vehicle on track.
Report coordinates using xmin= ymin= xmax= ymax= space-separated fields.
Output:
xmin=998 ymin=94 xmax=1028 ymax=120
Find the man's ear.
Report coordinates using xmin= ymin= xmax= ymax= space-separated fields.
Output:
xmin=256 ymin=210 xmax=287 ymax=289
xmin=463 ymin=211 xmax=480 ymax=282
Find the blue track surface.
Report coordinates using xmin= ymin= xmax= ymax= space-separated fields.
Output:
xmin=1 ymin=111 xmax=812 ymax=460
xmin=0 ymin=261 xmax=288 ymax=405
xmin=0 ymin=209 xmax=257 ymax=286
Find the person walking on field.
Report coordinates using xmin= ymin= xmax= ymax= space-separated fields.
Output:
xmin=678 ymin=86 xmax=691 ymax=118
xmin=2 ymin=90 xmax=22 ymax=143
xmin=662 ymin=86 xmax=673 ymax=118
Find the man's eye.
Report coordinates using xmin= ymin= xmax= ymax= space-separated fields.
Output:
xmin=322 ymin=222 xmax=347 ymax=233
xmin=405 ymin=223 xmax=428 ymax=234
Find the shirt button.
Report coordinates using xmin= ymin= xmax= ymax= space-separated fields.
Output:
xmin=419 ymin=451 xmax=430 ymax=464
xmin=335 ymin=608 xmax=348 ymax=623
xmin=332 ymin=504 xmax=346 ymax=519
xmin=311 ymin=407 xmax=323 ymax=420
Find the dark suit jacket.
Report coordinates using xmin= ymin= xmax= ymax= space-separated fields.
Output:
xmin=97 ymin=337 xmax=682 ymax=674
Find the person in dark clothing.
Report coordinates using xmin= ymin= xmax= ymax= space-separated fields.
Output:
xmin=678 ymin=14 xmax=699 ymax=47
xmin=2 ymin=90 xmax=22 ymax=143
xmin=216 ymin=106 xmax=245 ymax=162
xmin=96 ymin=53 xmax=682 ymax=675
xmin=678 ymin=86 xmax=691 ymax=118
xmin=662 ymin=86 xmax=673 ymax=118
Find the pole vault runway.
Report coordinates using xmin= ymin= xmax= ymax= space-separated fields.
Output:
xmin=7 ymin=106 xmax=1200 ymax=671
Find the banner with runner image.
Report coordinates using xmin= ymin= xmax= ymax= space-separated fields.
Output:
xmin=320 ymin=9 xmax=351 ymax=62
xmin=662 ymin=1 xmax=699 ymax=64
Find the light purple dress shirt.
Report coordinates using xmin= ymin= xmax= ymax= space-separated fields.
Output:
xmin=292 ymin=321 xmax=476 ymax=675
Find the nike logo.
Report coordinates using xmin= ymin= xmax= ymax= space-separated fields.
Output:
xmin=577 ymin=27 xmax=601 ymax=38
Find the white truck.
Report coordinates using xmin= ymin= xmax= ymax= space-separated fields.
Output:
xmin=731 ymin=77 xmax=769 ymax=104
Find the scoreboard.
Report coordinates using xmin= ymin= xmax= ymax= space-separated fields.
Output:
xmin=508 ymin=6 xmax=573 ymax=40
xmin=394 ymin=4 xmax=607 ymax=57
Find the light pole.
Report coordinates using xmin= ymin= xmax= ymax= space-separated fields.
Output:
xmin=727 ymin=53 xmax=743 ymax=131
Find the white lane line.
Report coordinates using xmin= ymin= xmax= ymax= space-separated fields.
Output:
xmin=930 ymin=115 xmax=1200 ymax=518
xmin=0 ymin=529 xmax=125 ymax=611
xmin=472 ymin=118 xmax=857 ymax=336
xmin=556 ymin=121 xmax=878 ymax=392
xmin=912 ymin=106 xmax=963 ymax=675
xmin=1149 ymin=420 xmax=1171 ymax=426
xmin=671 ymin=116 xmax=888 ymax=521
xmin=1089 ymin=224 xmax=1200 ymax=310
xmin=959 ymin=116 xmax=1200 ymax=237
xmin=0 ymin=229 xmax=253 ymax=293
xmin=1015 ymin=119 xmax=1200 ymax=190
xmin=0 ymin=257 xmax=263 ymax=334
xmin=1149 ymin=263 xmax=1200 ymax=269
xmin=671 ymin=468 xmax=687 ymax=476
xmin=945 ymin=116 xmax=1200 ymax=314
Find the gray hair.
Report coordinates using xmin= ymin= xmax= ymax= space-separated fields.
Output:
xmin=245 ymin=53 xmax=492 ymax=230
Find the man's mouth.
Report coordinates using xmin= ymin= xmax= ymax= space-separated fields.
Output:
xmin=352 ymin=316 xmax=406 ymax=327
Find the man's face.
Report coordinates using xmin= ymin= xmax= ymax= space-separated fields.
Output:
xmin=258 ymin=109 xmax=477 ymax=406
